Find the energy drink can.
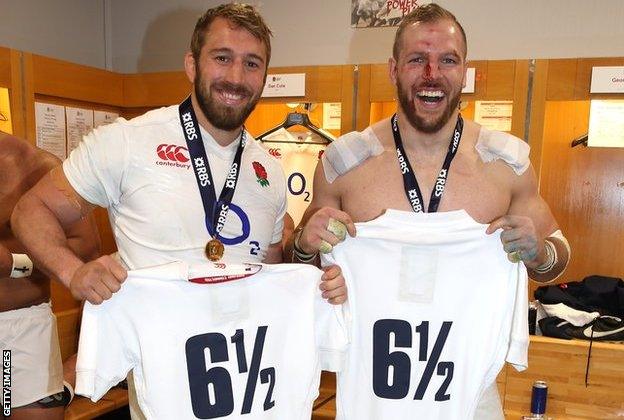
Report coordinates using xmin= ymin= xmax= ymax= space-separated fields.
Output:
xmin=531 ymin=380 xmax=548 ymax=416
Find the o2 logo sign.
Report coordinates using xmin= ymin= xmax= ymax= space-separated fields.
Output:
xmin=287 ymin=172 xmax=310 ymax=202
xmin=205 ymin=204 xmax=259 ymax=256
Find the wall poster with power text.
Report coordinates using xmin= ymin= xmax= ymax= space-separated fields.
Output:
xmin=351 ymin=0 xmax=431 ymax=27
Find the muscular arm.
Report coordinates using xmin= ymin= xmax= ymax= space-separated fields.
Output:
xmin=65 ymin=211 xmax=101 ymax=266
xmin=489 ymin=164 xmax=570 ymax=282
xmin=11 ymin=166 xmax=96 ymax=288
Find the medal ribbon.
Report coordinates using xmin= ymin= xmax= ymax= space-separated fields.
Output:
xmin=391 ymin=113 xmax=463 ymax=213
xmin=179 ymin=96 xmax=245 ymax=239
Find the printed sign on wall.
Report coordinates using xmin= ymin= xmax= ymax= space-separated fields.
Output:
xmin=474 ymin=101 xmax=513 ymax=132
xmin=351 ymin=0 xmax=432 ymax=27
xmin=94 ymin=110 xmax=119 ymax=127
xmin=35 ymin=102 xmax=67 ymax=160
xmin=588 ymin=99 xmax=624 ymax=147
xmin=66 ymin=106 xmax=94 ymax=154
xmin=262 ymin=73 xmax=306 ymax=97
xmin=590 ymin=67 xmax=624 ymax=93
xmin=0 ymin=87 xmax=12 ymax=134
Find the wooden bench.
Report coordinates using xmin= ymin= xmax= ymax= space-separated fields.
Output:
xmin=55 ymin=307 xmax=129 ymax=420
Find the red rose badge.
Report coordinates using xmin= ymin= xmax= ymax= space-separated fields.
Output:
xmin=252 ymin=161 xmax=269 ymax=187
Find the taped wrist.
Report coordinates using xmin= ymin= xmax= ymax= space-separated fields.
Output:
xmin=293 ymin=229 xmax=317 ymax=263
xmin=10 ymin=253 xmax=33 ymax=278
xmin=532 ymin=239 xmax=557 ymax=274
xmin=63 ymin=381 xmax=75 ymax=406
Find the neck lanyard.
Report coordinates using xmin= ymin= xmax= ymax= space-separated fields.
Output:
xmin=178 ymin=96 xmax=245 ymax=259
xmin=391 ymin=113 xmax=463 ymax=213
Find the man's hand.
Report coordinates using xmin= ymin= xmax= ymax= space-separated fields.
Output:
xmin=486 ymin=215 xmax=546 ymax=269
xmin=70 ymin=255 xmax=127 ymax=304
xmin=298 ymin=207 xmax=356 ymax=255
xmin=320 ymin=265 xmax=347 ymax=305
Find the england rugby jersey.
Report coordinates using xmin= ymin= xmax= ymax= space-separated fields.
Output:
xmin=260 ymin=128 xmax=326 ymax=225
xmin=75 ymin=262 xmax=347 ymax=420
xmin=63 ymin=105 xmax=287 ymax=268
xmin=323 ymin=210 xmax=528 ymax=419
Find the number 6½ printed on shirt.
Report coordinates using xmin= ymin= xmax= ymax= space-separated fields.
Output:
xmin=373 ymin=320 xmax=454 ymax=402
xmin=185 ymin=326 xmax=275 ymax=419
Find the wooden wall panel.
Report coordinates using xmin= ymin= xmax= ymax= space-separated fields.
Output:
xmin=8 ymin=50 xmax=27 ymax=139
xmin=0 ymin=46 xmax=11 ymax=87
xmin=510 ymin=59 xmax=530 ymax=140
xmin=546 ymin=57 xmax=624 ymax=101
xmin=527 ymin=59 xmax=549 ymax=176
xmin=340 ymin=64 xmax=356 ymax=133
xmin=539 ymin=100 xmax=624 ymax=283
xmin=462 ymin=60 xmax=488 ymax=102
xmin=32 ymin=55 xmax=123 ymax=106
xmin=355 ymin=64 xmax=371 ymax=132
xmin=545 ymin=59 xmax=578 ymax=101
xmin=123 ymin=71 xmax=190 ymax=108
xmin=483 ymin=60 xmax=516 ymax=99
xmin=504 ymin=336 xmax=624 ymax=418
xmin=369 ymin=63 xmax=394 ymax=102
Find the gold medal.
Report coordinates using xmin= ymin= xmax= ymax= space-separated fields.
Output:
xmin=205 ymin=238 xmax=225 ymax=261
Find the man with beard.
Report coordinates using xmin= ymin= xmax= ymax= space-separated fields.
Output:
xmin=1 ymin=131 xmax=99 ymax=420
xmin=290 ymin=3 xmax=569 ymax=418
xmin=13 ymin=4 xmax=346 ymax=419
xmin=12 ymin=3 xmax=346 ymax=305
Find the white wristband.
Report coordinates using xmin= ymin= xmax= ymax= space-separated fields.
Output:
xmin=532 ymin=240 xmax=557 ymax=274
xmin=63 ymin=381 xmax=75 ymax=405
xmin=10 ymin=253 xmax=33 ymax=278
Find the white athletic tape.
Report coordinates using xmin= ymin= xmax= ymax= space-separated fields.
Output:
xmin=10 ymin=253 xmax=33 ymax=278
xmin=327 ymin=218 xmax=347 ymax=241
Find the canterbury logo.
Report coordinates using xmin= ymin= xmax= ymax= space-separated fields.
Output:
xmin=268 ymin=148 xmax=282 ymax=158
xmin=156 ymin=144 xmax=190 ymax=163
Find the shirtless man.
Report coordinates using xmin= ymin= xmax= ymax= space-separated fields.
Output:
xmin=0 ymin=132 xmax=100 ymax=420
xmin=290 ymin=4 xmax=570 ymax=418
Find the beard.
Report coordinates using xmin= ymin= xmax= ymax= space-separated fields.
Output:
xmin=397 ymin=79 xmax=461 ymax=134
xmin=194 ymin=67 xmax=261 ymax=132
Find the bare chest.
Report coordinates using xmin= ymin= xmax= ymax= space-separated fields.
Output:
xmin=339 ymin=151 xmax=512 ymax=224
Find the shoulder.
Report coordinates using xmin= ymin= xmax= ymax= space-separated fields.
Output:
xmin=474 ymin=124 xmax=531 ymax=175
xmin=85 ymin=106 xmax=180 ymax=147
xmin=119 ymin=105 xmax=179 ymax=129
xmin=322 ymin=119 xmax=389 ymax=183
xmin=0 ymin=133 xmax=59 ymax=172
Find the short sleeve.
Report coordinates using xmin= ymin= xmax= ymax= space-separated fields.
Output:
xmin=75 ymin=302 xmax=136 ymax=402
xmin=63 ymin=121 xmax=130 ymax=208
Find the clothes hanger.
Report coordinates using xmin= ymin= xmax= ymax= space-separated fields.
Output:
xmin=257 ymin=103 xmax=334 ymax=144
xmin=571 ymin=133 xmax=588 ymax=147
